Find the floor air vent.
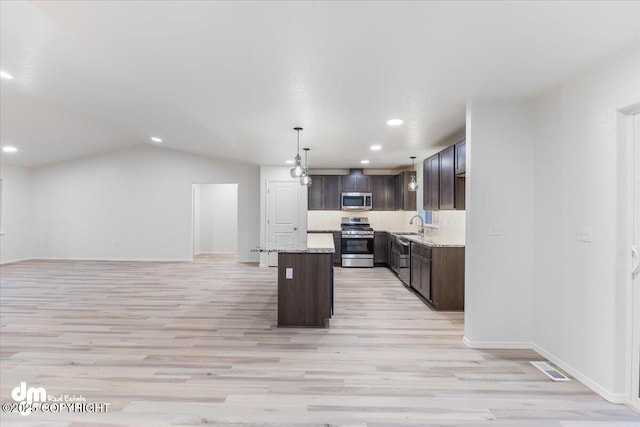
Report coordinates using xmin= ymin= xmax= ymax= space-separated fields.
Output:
xmin=530 ymin=361 xmax=571 ymax=381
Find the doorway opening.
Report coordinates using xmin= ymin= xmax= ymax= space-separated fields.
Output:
xmin=192 ymin=184 xmax=238 ymax=260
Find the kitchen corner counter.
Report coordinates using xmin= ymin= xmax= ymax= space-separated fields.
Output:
xmin=387 ymin=232 xmax=465 ymax=248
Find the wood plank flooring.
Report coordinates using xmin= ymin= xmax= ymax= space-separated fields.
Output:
xmin=0 ymin=255 xmax=638 ymax=426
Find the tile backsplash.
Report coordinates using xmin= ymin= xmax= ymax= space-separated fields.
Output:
xmin=307 ymin=210 xmax=466 ymax=245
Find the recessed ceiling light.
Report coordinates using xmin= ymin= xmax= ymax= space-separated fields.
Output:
xmin=2 ymin=146 xmax=18 ymax=153
xmin=387 ymin=119 xmax=403 ymax=126
xmin=285 ymin=160 xmax=294 ymax=164
xmin=150 ymin=137 xmax=162 ymax=143
xmin=360 ymin=160 xmax=370 ymax=164
xmin=0 ymin=70 xmax=14 ymax=80
xmin=370 ymin=145 xmax=382 ymax=151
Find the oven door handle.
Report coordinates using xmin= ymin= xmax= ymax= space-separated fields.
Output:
xmin=342 ymin=235 xmax=374 ymax=239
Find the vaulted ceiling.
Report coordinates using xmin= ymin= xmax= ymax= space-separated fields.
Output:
xmin=1 ymin=1 xmax=639 ymax=168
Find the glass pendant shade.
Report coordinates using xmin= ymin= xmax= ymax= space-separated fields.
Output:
xmin=300 ymin=147 xmax=312 ymax=187
xmin=300 ymin=173 xmax=312 ymax=186
xmin=408 ymin=174 xmax=418 ymax=191
xmin=290 ymin=154 xmax=303 ymax=178
xmin=408 ymin=156 xmax=418 ymax=191
xmin=289 ymin=127 xmax=304 ymax=178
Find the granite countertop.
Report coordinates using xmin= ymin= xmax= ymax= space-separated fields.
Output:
xmin=387 ymin=231 xmax=465 ymax=248
xmin=251 ymin=233 xmax=335 ymax=254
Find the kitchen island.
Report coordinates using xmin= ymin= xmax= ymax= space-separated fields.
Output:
xmin=277 ymin=233 xmax=334 ymax=327
xmin=254 ymin=233 xmax=335 ymax=327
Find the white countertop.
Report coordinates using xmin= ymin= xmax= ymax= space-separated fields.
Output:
xmin=306 ymin=233 xmax=336 ymax=252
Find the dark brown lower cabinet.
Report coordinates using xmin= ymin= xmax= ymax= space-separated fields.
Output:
xmin=410 ymin=245 xmax=431 ymax=302
xmin=374 ymin=231 xmax=388 ymax=265
xmin=277 ymin=252 xmax=333 ymax=327
xmin=332 ymin=231 xmax=342 ymax=266
xmin=410 ymin=242 xmax=464 ymax=311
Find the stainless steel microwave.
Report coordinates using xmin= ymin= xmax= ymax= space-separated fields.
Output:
xmin=341 ymin=192 xmax=372 ymax=211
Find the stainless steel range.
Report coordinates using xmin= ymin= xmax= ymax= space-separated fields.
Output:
xmin=341 ymin=217 xmax=374 ymax=268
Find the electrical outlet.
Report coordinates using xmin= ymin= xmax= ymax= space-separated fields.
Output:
xmin=114 ymin=241 xmax=121 ymax=247
xmin=489 ymin=224 xmax=503 ymax=237
xmin=577 ymin=226 xmax=593 ymax=243
xmin=286 ymin=268 xmax=293 ymax=279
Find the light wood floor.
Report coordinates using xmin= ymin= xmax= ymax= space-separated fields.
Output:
xmin=0 ymin=255 xmax=638 ymax=426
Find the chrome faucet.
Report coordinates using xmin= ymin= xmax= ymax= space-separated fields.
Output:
xmin=409 ymin=214 xmax=425 ymax=236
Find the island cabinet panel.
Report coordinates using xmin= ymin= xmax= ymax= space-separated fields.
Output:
xmin=333 ymin=231 xmax=342 ymax=266
xmin=439 ymin=145 xmax=456 ymax=210
xmin=277 ymin=252 xmax=333 ymax=327
xmin=423 ymin=154 xmax=440 ymax=210
xmin=374 ymin=231 xmax=388 ymax=265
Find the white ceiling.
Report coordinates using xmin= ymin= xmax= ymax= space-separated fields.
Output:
xmin=1 ymin=1 xmax=639 ymax=168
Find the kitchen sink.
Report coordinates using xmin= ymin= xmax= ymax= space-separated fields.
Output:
xmin=394 ymin=232 xmax=420 ymax=236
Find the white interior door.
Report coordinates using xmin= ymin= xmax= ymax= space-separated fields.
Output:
xmin=267 ymin=181 xmax=299 ymax=267
xmin=632 ymin=113 xmax=640 ymax=411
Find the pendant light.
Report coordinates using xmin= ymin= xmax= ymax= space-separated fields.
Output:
xmin=300 ymin=148 xmax=312 ymax=187
xmin=289 ymin=127 xmax=304 ymax=178
xmin=408 ymin=156 xmax=418 ymax=191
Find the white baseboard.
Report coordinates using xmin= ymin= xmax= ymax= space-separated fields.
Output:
xmin=463 ymin=336 xmax=532 ymax=349
xmin=0 ymin=257 xmax=31 ymax=265
xmin=30 ymin=256 xmax=192 ymax=262
xmin=463 ymin=336 xmax=627 ymax=404
xmin=531 ymin=343 xmax=627 ymax=404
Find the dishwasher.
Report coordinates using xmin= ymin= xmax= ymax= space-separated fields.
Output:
xmin=390 ymin=236 xmax=411 ymax=286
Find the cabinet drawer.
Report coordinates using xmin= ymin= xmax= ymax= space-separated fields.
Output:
xmin=411 ymin=242 xmax=431 ymax=259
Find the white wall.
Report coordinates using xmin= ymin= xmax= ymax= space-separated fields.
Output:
xmin=259 ymin=166 xmax=308 ymax=267
xmin=532 ymin=43 xmax=640 ymax=402
xmin=465 ymin=42 xmax=640 ymax=403
xmin=0 ymin=164 xmax=33 ymax=264
xmin=464 ymin=99 xmax=536 ymax=347
xmin=194 ymin=183 xmax=238 ymax=254
xmin=31 ymin=145 xmax=259 ymax=262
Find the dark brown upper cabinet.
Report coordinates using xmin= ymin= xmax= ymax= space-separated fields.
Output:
xmin=371 ymin=175 xmax=396 ymax=211
xmin=455 ymin=139 xmax=466 ymax=175
xmin=308 ymin=175 xmax=342 ymax=210
xmin=439 ymin=145 xmax=455 ymax=210
xmin=396 ymin=171 xmax=417 ymax=211
xmin=423 ymin=154 xmax=440 ymax=211
xmin=342 ymin=170 xmax=371 ymax=193
xmin=422 ymin=139 xmax=466 ymax=211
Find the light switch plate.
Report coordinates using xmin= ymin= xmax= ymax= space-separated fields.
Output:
xmin=285 ymin=268 xmax=293 ymax=279
xmin=577 ymin=226 xmax=593 ymax=243
xmin=489 ymin=224 xmax=503 ymax=237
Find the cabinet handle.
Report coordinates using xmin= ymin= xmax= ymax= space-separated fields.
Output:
xmin=632 ymin=246 xmax=640 ymax=276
